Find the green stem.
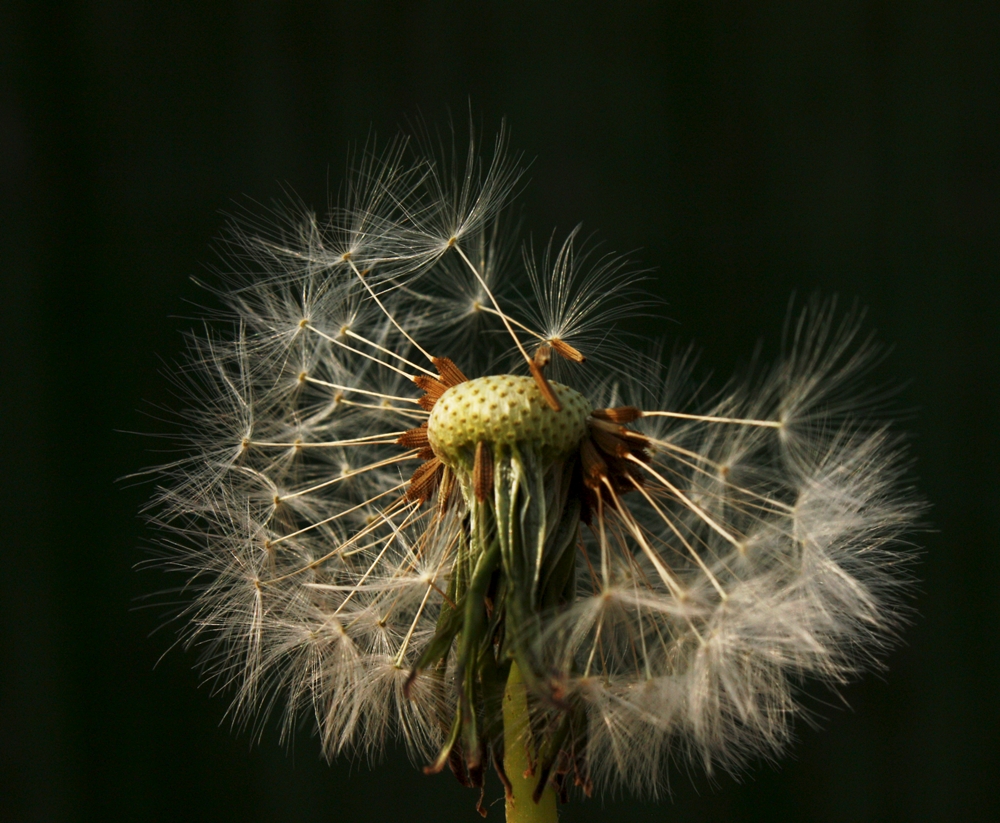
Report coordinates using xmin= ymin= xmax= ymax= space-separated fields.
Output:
xmin=503 ymin=660 xmax=559 ymax=823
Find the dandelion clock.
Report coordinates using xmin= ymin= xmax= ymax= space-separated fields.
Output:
xmin=143 ymin=124 xmax=921 ymax=822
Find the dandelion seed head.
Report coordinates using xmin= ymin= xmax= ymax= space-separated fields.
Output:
xmin=142 ymin=121 xmax=921 ymax=806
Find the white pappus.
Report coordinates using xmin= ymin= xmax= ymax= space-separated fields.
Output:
xmin=143 ymin=123 xmax=921 ymax=812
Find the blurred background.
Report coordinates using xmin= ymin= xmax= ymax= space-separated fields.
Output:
xmin=3 ymin=3 xmax=997 ymax=821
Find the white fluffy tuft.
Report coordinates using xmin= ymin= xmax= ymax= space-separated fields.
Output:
xmin=143 ymin=124 xmax=921 ymax=797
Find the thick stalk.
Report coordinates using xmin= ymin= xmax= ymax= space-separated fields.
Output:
xmin=503 ymin=660 xmax=558 ymax=823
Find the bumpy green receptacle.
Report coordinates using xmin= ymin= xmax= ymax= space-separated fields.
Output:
xmin=427 ymin=375 xmax=591 ymax=468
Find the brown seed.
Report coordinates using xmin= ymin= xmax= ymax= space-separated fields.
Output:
xmin=550 ymin=337 xmax=586 ymax=363
xmin=414 ymin=374 xmax=448 ymax=410
xmin=397 ymin=425 xmax=430 ymax=450
xmin=435 ymin=469 xmax=456 ymax=517
xmin=406 ymin=457 xmax=443 ymax=503
xmin=472 ymin=441 xmax=494 ymax=503
xmin=589 ymin=423 xmax=630 ymax=458
xmin=592 ymin=406 xmax=642 ymax=424
xmin=579 ymin=437 xmax=608 ymax=488
xmin=432 ymin=356 xmax=468 ymax=388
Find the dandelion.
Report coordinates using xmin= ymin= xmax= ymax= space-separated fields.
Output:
xmin=145 ymin=124 xmax=920 ymax=822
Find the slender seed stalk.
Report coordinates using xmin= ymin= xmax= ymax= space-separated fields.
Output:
xmin=503 ymin=660 xmax=559 ymax=823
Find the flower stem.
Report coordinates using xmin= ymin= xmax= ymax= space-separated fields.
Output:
xmin=503 ymin=660 xmax=559 ymax=823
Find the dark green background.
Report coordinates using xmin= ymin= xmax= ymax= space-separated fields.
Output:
xmin=3 ymin=3 xmax=997 ymax=822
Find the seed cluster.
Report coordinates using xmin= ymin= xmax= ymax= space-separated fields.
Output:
xmin=427 ymin=375 xmax=591 ymax=468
